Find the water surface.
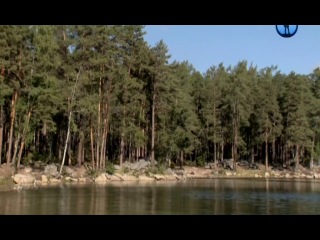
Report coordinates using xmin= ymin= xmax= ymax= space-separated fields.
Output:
xmin=1 ymin=178 xmax=320 ymax=214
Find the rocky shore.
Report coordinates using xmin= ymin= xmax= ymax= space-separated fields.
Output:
xmin=1 ymin=159 xmax=320 ymax=191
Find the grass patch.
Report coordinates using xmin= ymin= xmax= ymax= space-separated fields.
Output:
xmin=0 ymin=177 xmax=13 ymax=185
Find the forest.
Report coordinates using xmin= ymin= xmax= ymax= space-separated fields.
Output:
xmin=1 ymin=25 xmax=320 ymax=173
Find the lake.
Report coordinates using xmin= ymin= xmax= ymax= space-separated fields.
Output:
xmin=1 ymin=178 xmax=320 ymax=214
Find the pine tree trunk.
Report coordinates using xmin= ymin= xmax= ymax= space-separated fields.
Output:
xmin=214 ymin=143 xmax=217 ymax=169
xmin=233 ymin=116 xmax=238 ymax=171
xmin=68 ymin=143 xmax=72 ymax=166
xmin=180 ymin=150 xmax=184 ymax=168
xmin=17 ymin=110 xmax=32 ymax=169
xmin=295 ymin=145 xmax=300 ymax=172
xmin=17 ymin=140 xmax=25 ymax=170
xmin=12 ymin=133 xmax=21 ymax=168
xmin=6 ymin=90 xmax=18 ymax=164
xmin=221 ymin=142 xmax=224 ymax=162
xmin=59 ymin=67 xmax=81 ymax=176
xmin=310 ymin=135 xmax=315 ymax=169
xmin=90 ymin=122 xmax=95 ymax=169
xmin=251 ymin=146 xmax=254 ymax=164
xmin=101 ymin=102 xmax=109 ymax=169
xmin=272 ymin=137 xmax=276 ymax=164
xmin=265 ymin=134 xmax=268 ymax=172
xmin=151 ymin=92 xmax=155 ymax=166
xmin=120 ymin=134 xmax=124 ymax=166
xmin=129 ymin=134 xmax=132 ymax=162
xmin=213 ymin=102 xmax=216 ymax=168
xmin=0 ymin=105 xmax=3 ymax=165
xmin=77 ymin=137 xmax=83 ymax=167
xmin=60 ymin=109 xmax=72 ymax=175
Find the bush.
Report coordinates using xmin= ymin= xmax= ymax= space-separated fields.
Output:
xmin=196 ymin=155 xmax=206 ymax=167
xmin=147 ymin=164 xmax=166 ymax=175
xmin=106 ymin=162 xmax=115 ymax=175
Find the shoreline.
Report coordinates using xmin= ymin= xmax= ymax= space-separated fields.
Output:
xmin=1 ymin=161 xmax=320 ymax=191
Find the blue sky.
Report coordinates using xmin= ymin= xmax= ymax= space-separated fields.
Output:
xmin=144 ymin=25 xmax=320 ymax=75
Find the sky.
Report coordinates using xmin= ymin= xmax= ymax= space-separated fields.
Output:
xmin=144 ymin=25 xmax=320 ymax=75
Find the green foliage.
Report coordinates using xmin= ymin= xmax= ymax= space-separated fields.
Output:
xmin=1 ymin=25 xmax=320 ymax=173
xmin=105 ymin=162 xmax=115 ymax=175
xmin=147 ymin=164 xmax=166 ymax=175
xmin=196 ymin=154 xmax=206 ymax=167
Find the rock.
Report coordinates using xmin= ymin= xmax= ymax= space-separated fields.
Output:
xmin=154 ymin=174 xmax=166 ymax=180
xmin=63 ymin=166 xmax=76 ymax=177
xmin=174 ymin=169 xmax=185 ymax=176
xmin=164 ymin=168 xmax=175 ymax=175
xmin=122 ymin=175 xmax=138 ymax=181
xmin=176 ymin=175 xmax=186 ymax=181
xmin=71 ymin=178 xmax=79 ymax=182
xmin=41 ymin=175 xmax=49 ymax=183
xmin=12 ymin=174 xmax=35 ymax=184
xmin=225 ymin=171 xmax=233 ymax=176
xmin=130 ymin=160 xmax=150 ymax=171
xmin=44 ymin=164 xmax=59 ymax=177
xmin=138 ymin=175 xmax=154 ymax=181
xmin=165 ymin=175 xmax=177 ymax=181
xmin=285 ymin=173 xmax=291 ymax=178
xmin=64 ymin=176 xmax=71 ymax=181
xmin=314 ymin=173 xmax=319 ymax=179
xmin=222 ymin=159 xmax=234 ymax=170
xmin=50 ymin=178 xmax=61 ymax=183
xmin=265 ymin=172 xmax=270 ymax=177
xmin=254 ymin=174 xmax=259 ymax=178
xmin=79 ymin=178 xmax=86 ymax=182
xmin=95 ymin=173 xmax=107 ymax=182
xmin=21 ymin=166 xmax=33 ymax=174
xmin=106 ymin=174 xmax=123 ymax=181
xmin=114 ymin=173 xmax=124 ymax=181
xmin=114 ymin=165 xmax=121 ymax=170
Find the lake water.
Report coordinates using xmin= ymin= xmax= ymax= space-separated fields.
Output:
xmin=1 ymin=178 xmax=320 ymax=215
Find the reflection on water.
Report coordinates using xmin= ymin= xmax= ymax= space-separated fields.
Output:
xmin=1 ymin=179 xmax=320 ymax=215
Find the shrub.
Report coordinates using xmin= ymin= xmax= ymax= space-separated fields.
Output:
xmin=106 ymin=162 xmax=115 ymax=175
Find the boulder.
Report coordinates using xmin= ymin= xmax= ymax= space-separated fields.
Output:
xmin=154 ymin=174 xmax=166 ymax=180
xmin=64 ymin=176 xmax=71 ymax=181
xmin=12 ymin=174 xmax=35 ymax=184
xmin=21 ymin=166 xmax=33 ymax=174
xmin=225 ymin=171 xmax=233 ymax=176
xmin=63 ymin=166 xmax=76 ymax=177
xmin=122 ymin=175 xmax=138 ymax=181
xmin=114 ymin=165 xmax=121 ymax=170
xmin=41 ymin=175 xmax=49 ymax=183
xmin=254 ymin=174 xmax=259 ymax=178
xmin=130 ymin=160 xmax=150 ymax=171
xmin=44 ymin=164 xmax=59 ymax=177
xmin=265 ymin=172 xmax=270 ymax=178
xmin=165 ymin=175 xmax=177 ymax=181
xmin=164 ymin=168 xmax=175 ymax=176
xmin=50 ymin=178 xmax=61 ymax=183
xmin=95 ymin=173 xmax=107 ymax=182
xmin=138 ymin=175 xmax=154 ymax=181
xmin=314 ymin=173 xmax=319 ymax=179
xmin=106 ymin=174 xmax=123 ymax=181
